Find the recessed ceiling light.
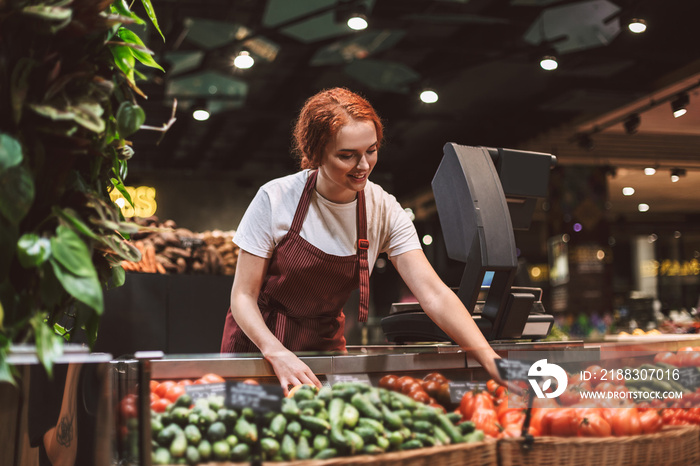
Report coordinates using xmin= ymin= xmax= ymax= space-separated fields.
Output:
xmin=622 ymin=187 xmax=635 ymax=196
xmin=628 ymin=18 xmax=647 ymax=34
xmin=644 ymin=167 xmax=656 ymax=175
xmin=638 ymin=203 xmax=650 ymax=212
xmin=233 ymin=51 xmax=254 ymax=69
xmin=540 ymin=55 xmax=558 ymax=71
xmin=420 ymin=90 xmax=438 ymax=104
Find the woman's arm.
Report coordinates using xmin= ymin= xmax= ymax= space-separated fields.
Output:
xmin=390 ymin=249 xmax=504 ymax=383
xmin=231 ymin=250 xmax=321 ymax=393
xmin=43 ymin=363 xmax=82 ymax=466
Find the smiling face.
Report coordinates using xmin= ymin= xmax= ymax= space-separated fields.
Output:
xmin=315 ymin=118 xmax=378 ymax=204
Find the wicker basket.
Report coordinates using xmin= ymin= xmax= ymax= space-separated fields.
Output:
xmin=497 ymin=426 xmax=700 ymax=466
xmin=198 ymin=439 xmax=498 ymax=466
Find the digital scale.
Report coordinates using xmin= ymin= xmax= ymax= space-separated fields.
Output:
xmin=381 ymin=143 xmax=557 ymax=342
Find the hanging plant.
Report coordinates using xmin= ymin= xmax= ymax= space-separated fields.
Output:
xmin=0 ymin=0 xmax=170 ymax=381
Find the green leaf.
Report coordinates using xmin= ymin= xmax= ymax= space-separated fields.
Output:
xmin=10 ymin=58 xmax=34 ymax=124
xmin=0 ymin=165 xmax=35 ymax=226
xmin=69 ymin=102 xmax=105 ymax=133
xmin=111 ymin=0 xmax=146 ymax=26
xmin=21 ymin=5 xmax=72 ymax=21
xmin=111 ymin=263 xmax=126 ymax=287
xmin=50 ymin=225 xmax=95 ymax=277
xmin=0 ymin=299 xmax=3 ymax=330
xmin=32 ymin=314 xmax=64 ymax=379
xmin=0 ymin=133 xmax=23 ymax=172
xmin=0 ymin=342 xmax=15 ymax=385
xmin=139 ymin=0 xmax=164 ymax=41
xmin=100 ymin=234 xmax=141 ymax=262
xmin=116 ymin=101 xmax=146 ymax=138
xmin=53 ymin=207 xmax=100 ymax=241
xmin=17 ymin=234 xmax=51 ymax=268
xmin=109 ymin=44 xmax=136 ymax=84
xmin=49 ymin=258 xmax=104 ymax=315
xmin=117 ymin=28 xmax=164 ymax=72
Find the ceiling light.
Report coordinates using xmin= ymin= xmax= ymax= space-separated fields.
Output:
xmin=233 ymin=51 xmax=254 ymax=69
xmin=623 ymin=113 xmax=641 ymax=134
xmin=336 ymin=2 xmax=369 ymax=31
xmin=644 ymin=167 xmax=656 ymax=175
xmin=192 ymin=109 xmax=210 ymax=121
xmin=670 ymin=168 xmax=686 ymax=182
xmin=671 ymin=92 xmax=689 ymax=118
xmin=347 ymin=13 xmax=368 ymax=30
xmin=638 ymin=203 xmax=650 ymax=212
xmin=628 ymin=18 xmax=647 ymax=33
xmin=622 ymin=187 xmax=635 ymax=196
xmin=540 ymin=55 xmax=558 ymax=71
xmin=420 ymin=89 xmax=438 ymax=104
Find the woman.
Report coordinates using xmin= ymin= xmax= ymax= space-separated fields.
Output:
xmin=221 ymin=88 xmax=502 ymax=393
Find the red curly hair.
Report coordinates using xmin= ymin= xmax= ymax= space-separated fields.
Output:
xmin=293 ymin=88 xmax=384 ymax=169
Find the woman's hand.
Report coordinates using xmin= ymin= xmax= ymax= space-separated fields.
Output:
xmin=264 ymin=348 xmax=322 ymax=396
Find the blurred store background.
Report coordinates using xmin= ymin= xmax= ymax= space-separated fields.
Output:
xmin=102 ymin=0 xmax=700 ymax=352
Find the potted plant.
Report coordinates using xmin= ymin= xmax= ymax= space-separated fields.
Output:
xmin=0 ymin=0 xmax=169 ymax=381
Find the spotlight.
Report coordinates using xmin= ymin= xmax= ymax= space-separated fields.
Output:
xmin=233 ymin=51 xmax=254 ymax=69
xmin=336 ymin=1 xmax=369 ymax=31
xmin=628 ymin=18 xmax=647 ymax=33
xmin=540 ymin=55 xmax=558 ymax=71
xmin=670 ymin=168 xmax=686 ymax=183
xmin=193 ymin=108 xmax=210 ymax=121
xmin=419 ymin=89 xmax=438 ymax=104
xmin=671 ymin=92 xmax=689 ymax=118
xmin=644 ymin=167 xmax=656 ymax=175
xmin=623 ymin=113 xmax=641 ymax=134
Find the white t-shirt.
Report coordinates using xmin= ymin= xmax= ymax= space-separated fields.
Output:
xmin=234 ymin=170 xmax=421 ymax=272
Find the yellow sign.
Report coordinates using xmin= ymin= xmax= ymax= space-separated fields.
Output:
xmin=109 ymin=186 xmax=157 ymax=218
xmin=641 ymin=259 xmax=700 ymax=277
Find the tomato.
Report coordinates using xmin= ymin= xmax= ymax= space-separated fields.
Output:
xmin=610 ymin=408 xmax=642 ymax=436
xmin=199 ymin=373 xmax=226 ymax=384
xmin=379 ymin=374 xmax=398 ymax=390
xmin=486 ymin=379 xmax=499 ymax=395
xmin=679 ymin=352 xmax=700 ymax=368
xmin=165 ymin=384 xmax=186 ymax=403
xmin=401 ymin=381 xmax=422 ymax=395
xmin=594 ymin=382 xmax=617 ymax=393
xmin=500 ymin=409 xmax=526 ymax=427
xmin=421 ymin=379 xmax=441 ymax=397
xmin=150 ymin=392 xmax=160 ymax=403
xmin=155 ymin=380 xmax=176 ymax=399
xmin=501 ymin=422 xmax=524 ymax=438
xmin=495 ymin=385 xmax=508 ymax=399
xmin=654 ymin=352 xmax=677 ymax=366
xmin=541 ymin=408 xmax=577 ymax=437
xmin=578 ymin=413 xmax=611 ymax=437
xmin=150 ymin=398 xmax=171 ymax=413
xmin=395 ymin=376 xmax=416 ymax=393
xmin=460 ymin=391 xmax=494 ymax=420
xmin=149 ymin=380 xmax=159 ymax=393
xmin=119 ymin=395 xmax=138 ymax=419
xmin=559 ymin=380 xmax=592 ymax=406
xmin=177 ymin=379 xmax=193 ymax=386
xmin=585 ymin=365 xmax=604 ymax=388
xmin=639 ymin=409 xmax=662 ymax=433
xmin=437 ymin=382 xmax=452 ymax=406
xmin=471 ymin=407 xmax=500 ymax=437
xmin=423 ymin=372 xmax=448 ymax=385
xmin=409 ymin=388 xmax=430 ymax=404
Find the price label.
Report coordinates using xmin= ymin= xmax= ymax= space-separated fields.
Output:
xmin=225 ymin=382 xmax=284 ymax=413
xmin=185 ymin=382 xmax=226 ymax=400
xmin=327 ymin=373 xmax=371 ymax=386
xmin=448 ymin=381 xmax=487 ymax=403
xmin=678 ymin=367 xmax=700 ymax=390
xmin=496 ymin=359 xmax=532 ymax=382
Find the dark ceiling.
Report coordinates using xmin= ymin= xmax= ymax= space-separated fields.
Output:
xmin=128 ymin=0 xmax=700 ymax=202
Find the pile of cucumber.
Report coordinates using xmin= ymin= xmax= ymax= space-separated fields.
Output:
xmin=151 ymin=382 xmax=485 ymax=464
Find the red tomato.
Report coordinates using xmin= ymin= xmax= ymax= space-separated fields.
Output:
xmin=654 ymin=352 xmax=677 ymax=366
xmin=165 ymin=384 xmax=186 ymax=403
xmin=500 ymin=409 xmax=526 ymax=427
xmin=595 ymin=382 xmax=617 ymax=393
xmin=119 ymin=397 xmax=137 ymax=419
xmin=199 ymin=373 xmax=226 ymax=384
xmin=486 ymin=379 xmax=499 ymax=395
xmin=409 ymin=388 xmax=430 ymax=404
xmin=421 ymin=380 xmax=441 ymax=397
xmin=149 ymin=380 xmax=159 ymax=393
xmin=395 ymin=376 xmax=415 ymax=392
xmin=150 ymin=398 xmax=170 ymax=413
xmin=679 ymin=352 xmax=700 ymax=368
xmin=559 ymin=380 xmax=592 ymax=406
xmin=639 ymin=409 xmax=663 ymax=433
xmin=177 ymin=379 xmax=193 ymax=386
xmin=471 ymin=407 xmax=500 ymax=437
xmin=585 ymin=365 xmax=604 ymax=388
xmin=541 ymin=408 xmax=577 ymax=436
xmin=379 ymin=374 xmax=398 ymax=390
xmin=610 ymin=408 xmax=642 ymax=436
xmin=155 ymin=380 xmax=176 ymax=399
xmin=423 ymin=372 xmax=448 ymax=385
xmin=578 ymin=413 xmax=611 ymax=437
xmin=150 ymin=392 xmax=160 ymax=403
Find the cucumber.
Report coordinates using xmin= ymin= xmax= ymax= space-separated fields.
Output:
xmin=414 ymin=432 xmax=436 ymax=446
xmin=269 ymin=413 xmax=287 ymax=439
xmin=171 ymin=407 xmax=191 ymax=426
xmin=184 ymin=445 xmax=200 ymax=465
xmin=217 ymin=408 xmax=238 ymax=428
xmin=354 ymin=426 xmax=378 ymax=445
xmin=413 ymin=408 xmax=438 ymax=423
xmin=286 ymin=420 xmax=302 ymax=438
xmin=175 ymin=394 xmax=192 ymax=408
xmin=344 ymin=429 xmax=365 ymax=454
xmin=299 ymin=414 xmax=331 ymax=434
xmin=437 ymin=413 xmax=463 ymax=444
xmin=170 ymin=431 xmax=188 ymax=458
xmin=196 ymin=408 xmax=218 ymax=430
xmin=230 ymin=443 xmax=251 ymax=462
xmin=153 ymin=446 xmax=171 ymax=465
xmin=413 ymin=420 xmax=435 ymax=434
xmin=342 ymin=404 xmax=360 ymax=429
xmin=381 ymin=405 xmax=403 ymax=430
xmin=332 ymin=387 xmax=359 ymax=401
xmin=293 ymin=386 xmax=316 ymax=402
xmin=400 ymin=439 xmax=424 ymax=450
xmin=281 ymin=433 xmax=297 ymax=461
xmin=313 ymin=448 xmax=338 ymax=459
xmin=433 ymin=425 xmax=451 ymax=445
xmin=297 ymin=434 xmax=312 ymax=460
xmin=458 ymin=420 xmax=476 ymax=434
xmin=234 ymin=417 xmax=258 ymax=444
xmin=463 ymin=430 xmax=486 ymax=443
xmin=197 ymin=439 xmax=211 ymax=461
xmin=313 ymin=434 xmax=330 ymax=452
xmin=207 ymin=421 xmax=227 ymax=442
xmin=157 ymin=423 xmax=178 ymax=446
xmin=329 ymin=426 xmax=349 ymax=449
xmin=351 ymin=393 xmax=383 ymax=420
xmin=301 ymin=428 xmax=313 ymax=438
xmin=260 ymin=437 xmax=280 ymax=459
xmin=390 ymin=391 xmax=419 ymax=410
xmin=446 ymin=412 xmax=462 ymax=424
xmin=376 ymin=435 xmax=390 ymax=451
xmin=387 ymin=431 xmax=404 ymax=449
xmin=226 ymin=434 xmax=238 ymax=447
xmin=358 ymin=417 xmax=385 ymax=435
xmin=298 ymin=399 xmax=325 ymax=412
xmin=184 ymin=424 xmax=201 ymax=445
xmin=317 ymin=386 xmax=333 ymax=402
xmin=362 ymin=444 xmax=385 ymax=455
xmin=211 ymin=440 xmax=230 ymax=461
xmin=281 ymin=397 xmax=300 ymax=419
xmin=328 ymin=398 xmax=345 ymax=429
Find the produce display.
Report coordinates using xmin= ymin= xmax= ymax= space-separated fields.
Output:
xmin=120 ymin=216 xmax=239 ymax=275
xmin=147 ymin=376 xmax=485 ymax=465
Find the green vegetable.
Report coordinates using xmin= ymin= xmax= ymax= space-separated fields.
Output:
xmin=351 ymin=393 xmax=383 ymax=420
xmin=281 ymin=433 xmax=297 ymax=461
xmin=206 ymin=421 xmax=227 ymax=442
xmin=184 ymin=424 xmax=201 ymax=445
xmin=270 ymin=413 xmax=287 ymax=439
xmin=197 ymin=439 xmax=212 ymax=461
xmin=261 ymin=437 xmax=281 ymax=458
xmin=313 ymin=434 xmax=330 ymax=451
xmin=297 ymin=435 xmax=312 ymax=460
xmin=234 ymin=417 xmax=258 ymax=444
xmin=211 ymin=440 xmax=230 ymax=461
xmin=184 ymin=445 xmax=200 ymax=465
xmin=169 ymin=431 xmax=187 ymax=458
xmin=153 ymin=446 xmax=171 ymax=464
xmin=230 ymin=443 xmax=251 ymax=461
xmin=342 ymin=404 xmax=360 ymax=429
xmin=313 ymin=448 xmax=338 ymax=459
xmin=299 ymin=414 xmax=331 ymax=434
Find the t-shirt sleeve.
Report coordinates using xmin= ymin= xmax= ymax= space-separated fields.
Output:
xmin=381 ymin=193 xmax=422 ymax=258
xmin=233 ymin=188 xmax=276 ymax=259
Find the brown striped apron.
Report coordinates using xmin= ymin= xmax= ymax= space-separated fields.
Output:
xmin=220 ymin=169 xmax=370 ymax=353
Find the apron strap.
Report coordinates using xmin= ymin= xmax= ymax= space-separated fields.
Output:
xmin=357 ymin=189 xmax=369 ymax=323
